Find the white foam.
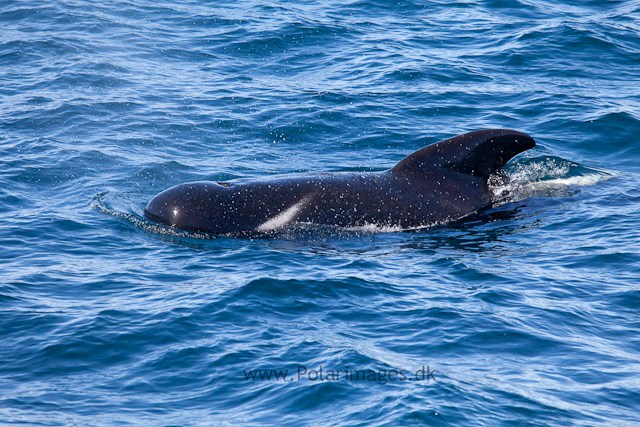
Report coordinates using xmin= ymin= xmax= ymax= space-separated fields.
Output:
xmin=531 ymin=173 xmax=612 ymax=189
xmin=256 ymin=198 xmax=308 ymax=231
xmin=489 ymin=159 xmax=618 ymax=203
xmin=345 ymin=223 xmax=406 ymax=234
xmin=345 ymin=216 xmax=458 ymax=234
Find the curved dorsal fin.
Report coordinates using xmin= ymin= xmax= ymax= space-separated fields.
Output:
xmin=391 ymin=129 xmax=535 ymax=179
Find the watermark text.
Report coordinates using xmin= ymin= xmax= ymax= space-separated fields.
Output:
xmin=243 ymin=366 xmax=436 ymax=384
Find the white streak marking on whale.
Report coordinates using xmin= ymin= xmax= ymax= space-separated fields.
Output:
xmin=256 ymin=198 xmax=309 ymax=231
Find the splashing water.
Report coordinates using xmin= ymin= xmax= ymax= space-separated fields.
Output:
xmin=490 ymin=157 xmax=618 ymax=204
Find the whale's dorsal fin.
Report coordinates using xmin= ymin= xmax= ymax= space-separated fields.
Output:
xmin=391 ymin=129 xmax=535 ymax=179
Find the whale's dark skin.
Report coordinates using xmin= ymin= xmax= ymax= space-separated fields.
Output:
xmin=144 ymin=129 xmax=535 ymax=234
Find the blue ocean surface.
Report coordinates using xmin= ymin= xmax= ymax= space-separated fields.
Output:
xmin=2 ymin=0 xmax=640 ymax=425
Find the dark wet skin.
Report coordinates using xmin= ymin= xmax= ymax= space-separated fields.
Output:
xmin=145 ymin=129 xmax=535 ymax=234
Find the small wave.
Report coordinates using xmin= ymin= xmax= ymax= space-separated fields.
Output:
xmin=490 ymin=157 xmax=618 ymax=203
xmin=535 ymin=173 xmax=611 ymax=188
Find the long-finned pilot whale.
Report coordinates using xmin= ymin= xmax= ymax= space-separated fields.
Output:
xmin=144 ymin=129 xmax=535 ymax=234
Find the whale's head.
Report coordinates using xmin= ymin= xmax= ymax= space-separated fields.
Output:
xmin=144 ymin=182 xmax=226 ymax=233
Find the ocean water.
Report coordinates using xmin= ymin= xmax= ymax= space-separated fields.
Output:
xmin=2 ymin=0 xmax=640 ymax=425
